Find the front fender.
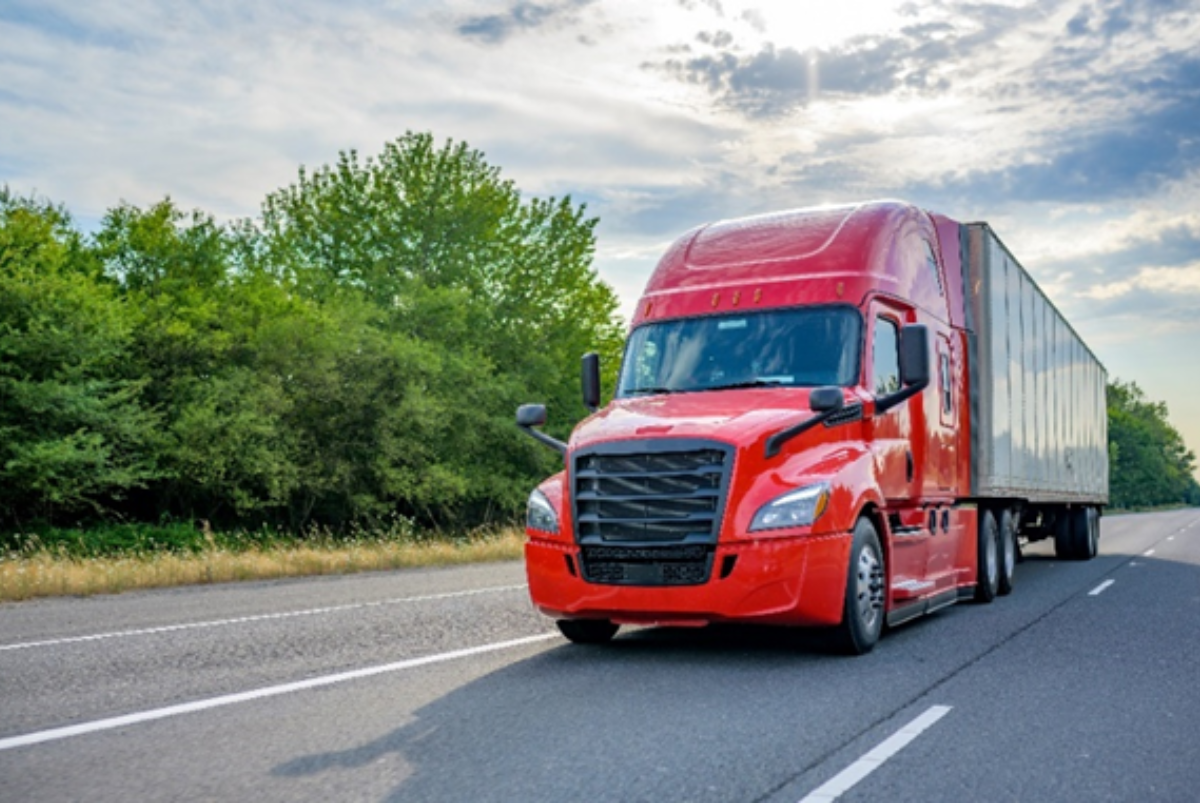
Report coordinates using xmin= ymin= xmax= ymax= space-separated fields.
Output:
xmin=727 ymin=440 xmax=884 ymax=538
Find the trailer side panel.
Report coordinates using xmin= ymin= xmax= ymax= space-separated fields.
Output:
xmin=965 ymin=223 xmax=1108 ymax=504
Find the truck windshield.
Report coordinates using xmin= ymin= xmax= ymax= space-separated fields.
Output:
xmin=617 ymin=307 xmax=862 ymax=396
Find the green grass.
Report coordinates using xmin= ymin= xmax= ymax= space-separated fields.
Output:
xmin=0 ymin=521 xmax=525 ymax=602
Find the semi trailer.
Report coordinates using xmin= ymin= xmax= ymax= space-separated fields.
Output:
xmin=516 ymin=200 xmax=1108 ymax=654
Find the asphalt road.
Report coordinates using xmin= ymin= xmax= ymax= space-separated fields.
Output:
xmin=2 ymin=509 xmax=1198 ymax=802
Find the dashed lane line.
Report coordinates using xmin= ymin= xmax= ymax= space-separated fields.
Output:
xmin=798 ymin=706 xmax=953 ymax=802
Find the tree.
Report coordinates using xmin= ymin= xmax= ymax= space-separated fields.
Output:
xmin=1107 ymin=379 xmax=1200 ymax=509
xmin=0 ymin=189 xmax=159 ymax=525
xmin=94 ymin=199 xmax=304 ymax=523
xmin=256 ymin=132 xmax=625 ymax=525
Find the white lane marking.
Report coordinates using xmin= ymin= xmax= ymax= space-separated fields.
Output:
xmin=0 ymin=585 xmax=527 ymax=652
xmin=798 ymin=705 xmax=952 ymax=802
xmin=0 ymin=632 xmax=558 ymax=752
xmin=1144 ymin=549 xmax=1156 ymax=556
xmin=1168 ymin=536 xmax=1175 ymax=541
xmin=1089 ymin=580 xmax=1115 ymax=596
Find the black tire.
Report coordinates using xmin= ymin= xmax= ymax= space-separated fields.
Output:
xmin=975 ymin=510 xmax=1000 ymax=603
xmin=556 ymin=619 xmax=619 ymax=644
xmin=997 ymin=509 xmax=1017 ymax=596
xmin=1073 ymin=506 xmax=1097 ymax=560
xmin=1054 ymin=509 xmax=1075 ymax=560
xmin=831 ymin=518 xmax=886 ymax=655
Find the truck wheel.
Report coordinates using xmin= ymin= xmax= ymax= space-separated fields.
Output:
xmin=974 ymin=510 xmax=1000 ymax=603
xmin=1054 ymin=509 xmax=1075 ymax=560
xmin=832 ymin=518 xmax=885 ymax=655
xmin=556 ymin=619 xmax=619 ymax=644
xmin=997 ymin=509 xmax=1017 ymax=596
xmin=1072 ymin=506 xmax=1097 ymax=560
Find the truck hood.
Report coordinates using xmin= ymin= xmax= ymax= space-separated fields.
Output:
xmin=570 ymin=390 xmax=828 ymax=450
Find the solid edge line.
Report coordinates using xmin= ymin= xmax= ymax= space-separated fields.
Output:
xmin=0 ymin=585 xmax=528 ymax=652
xmin=798 ymin=705 xmax=952 ymax=802
xmin=1088 ymin=579 xmax=1116 ymax=596
xmin=0 ymin=632 xmax=557 ymax=752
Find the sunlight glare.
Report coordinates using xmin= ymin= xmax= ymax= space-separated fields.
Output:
xmin=731 ymin=0 xmax=913 ymax=51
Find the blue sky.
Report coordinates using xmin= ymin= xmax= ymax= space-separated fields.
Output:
xmin=3 ymin=0 xmax=1199 ymax=473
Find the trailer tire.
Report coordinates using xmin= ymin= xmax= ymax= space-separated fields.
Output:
xmin=556 ymin=619 xmax=619 ymax=645
xmin=1072 ymin=506 xmax=1097 ymax=560
xmin=997 ymin=509 xmax=1017 ymax=596
xmin=975 ymin=510 xmax=1000 ymax=603
xmin=1054 ymin=510 xmax=1076 ymax=560
xmin=832 ymin=518 xmax=885 ymax=655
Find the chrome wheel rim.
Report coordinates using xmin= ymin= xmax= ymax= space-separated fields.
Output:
xmin=855 ymin=544 xmax=884 ymax=632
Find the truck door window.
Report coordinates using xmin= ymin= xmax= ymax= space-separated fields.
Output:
xmin=872 ymin=317 xmax=900 ymax=395
xmin=941 ymin=352 xmax=953 ymax=414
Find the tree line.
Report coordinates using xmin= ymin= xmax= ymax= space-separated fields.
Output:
xmin=1107 ymin=380 xmax=1200 ymax=508
xmin=1 ymin=133 xmax=1196 ymax=536
xmin=1 ymin=133 xmax=623 ymax=533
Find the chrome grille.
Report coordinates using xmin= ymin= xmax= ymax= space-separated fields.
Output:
xmin=572 ymin=446 xmax=730 ymax=545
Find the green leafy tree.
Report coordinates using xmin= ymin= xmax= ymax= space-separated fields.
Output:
xmin=1107 ymin=379 xmax=1200 ymax=509
xmin=257 ymin=132 xmax=624 ymax=525
xmin=95 ymin=200 xmax=302 ymax=522
xmin=0 ymin=190 xmax=159 ymax=525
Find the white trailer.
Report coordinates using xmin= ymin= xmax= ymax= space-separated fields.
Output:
xmin=962 ymin=222 xmax=1108 ymax=559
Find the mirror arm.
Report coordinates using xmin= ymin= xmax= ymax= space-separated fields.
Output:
xmin=873 ymin=377 xmax=930 ymax=416
xmin=764 ymin=409 xmax=839 ymax=460
xmin=518 ymin=424 xmax=568 ymax=456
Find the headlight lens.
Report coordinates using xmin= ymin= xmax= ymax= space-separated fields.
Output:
xmin=526 ymin=489 xmax=559 ymax=534
xmin=749 ymin=482 xmax=831 ymax=532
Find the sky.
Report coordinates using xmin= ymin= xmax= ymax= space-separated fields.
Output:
xmin=2 ymin=0 xmax=1199 ymax=474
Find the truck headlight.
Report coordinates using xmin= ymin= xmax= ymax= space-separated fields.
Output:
xmin=749 ymin=482 xmax=831 ymax=532
xmin=526 ymin=489 xmax=559 ymax=534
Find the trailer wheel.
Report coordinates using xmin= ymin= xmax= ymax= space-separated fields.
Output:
xmin=1072 ymin=506 xmax=1097 ymax=560
xmin=1054 ymin=510 xmax=1075 ymax=560
xmin=997 ymin=509 xmax=1017 ymax=596
xmin=832 ymin=518 xmax=885 ymax=655
xmin=556 ymin=619 xmax=619 ymax=645
xmin=974 ymin=510 xmax=1000 ymax=603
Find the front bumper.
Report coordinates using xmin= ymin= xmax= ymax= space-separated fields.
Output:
xmin=525 ymin=532 xmax=853 ymax=627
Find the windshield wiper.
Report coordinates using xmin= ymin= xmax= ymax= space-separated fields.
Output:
xmin=705 ymin=379 xmax=788 ymax=391
xmin=625 ymin=386 xmax=677 ymax=396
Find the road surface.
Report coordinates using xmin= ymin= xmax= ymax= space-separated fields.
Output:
xmin=2 ymin=509 xmax=1198 ymax=802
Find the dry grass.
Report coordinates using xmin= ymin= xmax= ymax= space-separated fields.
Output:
xmin=0 ymin=529 xmax=525 ymax=603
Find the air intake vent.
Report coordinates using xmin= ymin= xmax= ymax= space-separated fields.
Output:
xmin=580 ymin=545 xmax=713 ymax=586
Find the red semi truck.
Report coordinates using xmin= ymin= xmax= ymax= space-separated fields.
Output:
xmin=516 ymin=200 xmax=1108 ymax=654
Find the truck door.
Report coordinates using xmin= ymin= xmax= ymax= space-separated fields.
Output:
xmin=924 ymin=335 xmax=962 ymax=592
xmin=867 ymin=303 xmax=929 ymax=599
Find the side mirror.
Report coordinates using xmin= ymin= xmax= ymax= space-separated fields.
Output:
xmin=581 ymin=352 xmax=601 ymax=413
xmin=899 ymin=324 xmax=930 ymax=387
xmin=515 ymin=403 xmax=566 ymax=456
xmin=809 ymin=386 xmax=845 ymax=413
xmin=875 ymin=324 xmax=931 ymax=415
xmin=516 ymin=404 xmax=547 ymax=428
xmin=764 ymin=386 xmax=846 ymax=459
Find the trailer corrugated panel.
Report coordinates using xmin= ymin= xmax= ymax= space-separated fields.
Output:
xmin=964 ymin=223 xmax=1109 ymax=504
